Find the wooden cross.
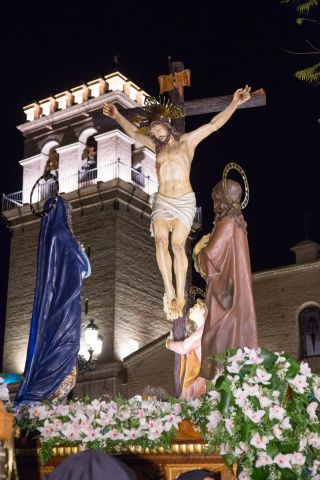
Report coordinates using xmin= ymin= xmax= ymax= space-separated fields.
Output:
xmin=94 ymin=60 xmax=266 ymax=133
xmin=165 ymin=60 xmax=266 ymax=133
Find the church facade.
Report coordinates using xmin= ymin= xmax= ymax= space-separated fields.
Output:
xmin=2 ymin=71 xmax=320 ymax=398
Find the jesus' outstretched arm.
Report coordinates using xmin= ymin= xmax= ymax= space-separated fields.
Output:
xmin=103 ymin=103 xmax=155 ymax=152
xmin=186 ymin=85 xmax=251 ymax=149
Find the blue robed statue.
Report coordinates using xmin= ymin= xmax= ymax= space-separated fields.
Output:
xmin=15 ymin=197 xmax=91 ymax=403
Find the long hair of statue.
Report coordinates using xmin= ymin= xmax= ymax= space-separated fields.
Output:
xmin=15 ymin=197 xmax=91 ymax=403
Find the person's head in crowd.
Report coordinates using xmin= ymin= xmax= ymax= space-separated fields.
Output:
xmin=45 ymin=450 xmax=137 ymax=480
xmin=177 ymin=469 xmax=221 ymax=480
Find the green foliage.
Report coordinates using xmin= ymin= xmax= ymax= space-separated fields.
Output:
xmin=295 ymin=63 xmax=320 ymax=82
xmin=281 ymin=0 xmax=319 ymax=86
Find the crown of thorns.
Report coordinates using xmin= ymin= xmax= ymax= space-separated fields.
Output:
xmin=130 ymin=96 xmax=186 ymax=128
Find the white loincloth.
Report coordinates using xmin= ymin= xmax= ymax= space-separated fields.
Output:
xmin=149 ymin=191 xmax=196 ymax=236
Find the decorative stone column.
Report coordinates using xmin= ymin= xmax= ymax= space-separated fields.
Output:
xmin=56 ymin=143 xmax=82 ymax=193
xmin=95 ymin=129 xmax=134 ymax=183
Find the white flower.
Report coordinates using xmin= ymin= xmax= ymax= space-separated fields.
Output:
xmin=227 ymin=361 xmax=241 ymax=374
xmin=253 ymin=368 xmax=272 ymax=385
xmin=290 ymin=374 xmax=308 ymax=394
xmin=243 ymin=347 xmax=263 ymax=365
xmin=229 ymin=349 xmax=246 ymax=363
xmin=123 ymin=428 xmax=141 ymax=440
xmin=307 ymin=402 xmax=318 ymax=421
xmin=291 ymin=452 xmax=306 ymax=466
xmin=310 ymin=460 xmax=320 ymax=475
xmin=272 ymin=390 xmax=280 ymax=398
xmin=239 ymin=442 xmax=249 ymax=453
xmin=308 ymin=433 xmax=320 ymax=449
xmin=255 ymin=452 xmax=273 ymax=468
xmin=281 ymin=417 xmax=292 ymax=430
xmin=234 ymin=389 xmax=247 ymax=408
xmin=259 ymin=396 xmax=273 ymax=408
xmin=242 ymin=383 xmax=260 ymax=397
xmin=272 ymin=424 xmax=284 ymax=440
xmin=220 ymin=443 xmax=227 ymax=455
xmin=225 ymin=419 xmax=234 ymax=435
xmin=208 ymin=390 xmax=221 ymax=403
xmin=250 ymin=432 xmax=270 ymax=450
xmin=314 ymin=387 xmax=320 ymax=402
xmin=274 ymin=453 xmax=292 ymax=469
xmin=238 ymin=470 xmax=251 ymax=480
xmin=299 ymin=437 xmax=307 ymax=451
xmin=244 ymin=408 xmax=265 ymax=424
xmin=106 ymin=428 xmax=124 ymax=440
xmin=29 ymin=404 xmax=49 ymax=420
xmin=269 ymin=405 xmax=286 ymax=421
xmin=300 ymin=361 xmax=312 ymax=377
xmin=207 ymin=411 xmax=221 ymax=431
xmin=0 ymin=383 xmax=9 ymax=402
xmin=189 ymin=398 xmax=201 ymax=408
xmin=163 ymin=414 xmax=181 ymax=431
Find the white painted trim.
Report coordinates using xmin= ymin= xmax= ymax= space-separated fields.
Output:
xmin=94 ymin=129 xmax=134 ymax=144
xmin=253 ymin=260 xmax=320 ymax=281
xmin=17 ymin=92 xmax=138 ymax=135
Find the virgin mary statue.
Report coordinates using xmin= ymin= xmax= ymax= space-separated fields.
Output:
xmin=15 ymin=197 xmax=91 ymax=403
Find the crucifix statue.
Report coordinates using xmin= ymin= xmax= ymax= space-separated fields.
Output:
xmin=102 ymin=62 xmax=265 ymax=322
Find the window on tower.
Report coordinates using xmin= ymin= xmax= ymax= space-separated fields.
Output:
xmin=79 ymin=136 xmax=97 ymax=187
xmin=299 ymin=306 xmax=320 ymax=358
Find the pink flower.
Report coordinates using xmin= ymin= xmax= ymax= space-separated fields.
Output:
xmin=272 ymin=424 xmax=284 ymax=440
xmin=227 ymin=361 xmax=241 ymax=374
xmin=123 ymin=428 xmax=141 ymax=440
xmin=243 ymin=383 xmax=260 ymax=397
xmin=299 ymin=438 xmax=307 ymax=451
xmin=164 ymin=414 xmax=181 ymax=431
xmin=259 ymin=396 xmax=273 ymax=408
xmin=300 ymin=361 xmax=312 ymax=377
xmin=190 ymin=398 xmax=201 ymax=408
xmin=253 ymin=368 xmax=272 ymax=385
xmin=207 ymin=411 xmax=221 ymax=431
xmin=314 ymin=387 xmax=320 ymax=402
xmin=281 ymin=417 xmax=292 ymax=430
xmin=82 ymin=429 xmax=101 ymax=442
xmin=307 ymin=402 xmax=318 ymax=421
xmin=107 ymin=429 xmax=124 ymax=440
xmin=225 ymin=419 xmax=234 ymax=435
xmin=244 ymin=408 xmax=265 ymax=424
xmin=238 ymin=470 xmax=250 ymax=480
xmin=274 ymin=453 xmax=292 ymax=469
xmin=62 ymin=422 xmax=82 ymax=441
xmin=290 ymin=374 xmax=308 ymax=394
xmin=269 ymin=406 xmax=285 ymax=421
xmin=255 ymin=452 xmax=273 ymax=468
xmin=250 ymin=432 xmax=270 ymax=450
xmin=291 ymin=452 xmax=306 ymax=466
xmin=308 ymin=433 xmax=320 ymax=449
xmin=208 ymin=391 xmax=221 ymax=403
xmin=234 ymin=389 xmax=247 ymax=408
xmin=243 ymin=348 xmax=263 ymax=365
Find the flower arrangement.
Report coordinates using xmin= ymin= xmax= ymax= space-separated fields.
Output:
xmin=14 ymin=349 xmax=320 ymax=479
xmin=187 ymin=348 xmax=320 ymax=480
xmin=15 ymin=396 xmax=182 ymax=464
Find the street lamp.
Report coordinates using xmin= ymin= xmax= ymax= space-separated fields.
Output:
xmin=78 ymin=318 xmax=103 ymax=372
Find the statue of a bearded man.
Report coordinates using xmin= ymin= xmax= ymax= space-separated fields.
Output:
xmin=103 ymin=86 xmax=251 ymax=320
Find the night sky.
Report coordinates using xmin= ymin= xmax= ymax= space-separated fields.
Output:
xmin=0 ymin=1 xmax=319 ymax=362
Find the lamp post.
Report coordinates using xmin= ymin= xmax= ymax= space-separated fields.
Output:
xmin=78 ymin=318 xmax=103 ymax=373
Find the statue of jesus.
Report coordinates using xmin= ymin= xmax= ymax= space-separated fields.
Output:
xmin=103 ymin=86 xmax=251 ymax=320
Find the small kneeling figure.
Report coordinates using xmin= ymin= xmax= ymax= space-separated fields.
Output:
xmin=166 ymin=299 xmax=207 ymax=401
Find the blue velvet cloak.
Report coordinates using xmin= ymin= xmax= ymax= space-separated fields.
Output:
xmin=15 ymin=197 xmax=91 ymax=403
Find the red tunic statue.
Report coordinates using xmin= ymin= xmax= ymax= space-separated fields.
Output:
xmin=194 ymin=179 xmax=259 ymax=379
